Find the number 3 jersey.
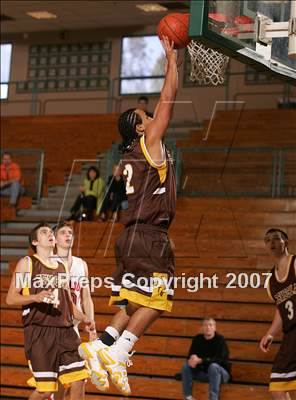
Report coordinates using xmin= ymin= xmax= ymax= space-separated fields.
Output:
xmin=267 ymin=255 xmax=296 ymax=333
xmin=121 ymin=135 xmax=176 ymax=228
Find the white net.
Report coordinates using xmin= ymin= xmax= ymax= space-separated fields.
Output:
xmin=187 ymin=40 xmax=230 ymax=86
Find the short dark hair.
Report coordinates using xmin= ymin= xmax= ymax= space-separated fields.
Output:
xmin=203 ymin=317 xmax=216 ymax=324
xmin=2 ymin=151 xmax=12 ymax=158
xmin=138 ymin=96 xmax=148 ymax=103
xmin=86 ymin=166 xmax=99 ymax=180
xmin=118 ymin=108 xmax=142 ymax=152
xmin=265 ymin=228 xmax=289 ymax=241
xmin=54 ymin=221 xmax=74 ymax=235
xmin=29 ymin=222 xmax=52 ymax=252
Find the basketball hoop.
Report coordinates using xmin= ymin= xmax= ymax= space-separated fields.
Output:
xmin=187 ymin=40 xmax=230 ymax=86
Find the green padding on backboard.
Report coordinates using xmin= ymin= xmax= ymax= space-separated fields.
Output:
xmin=189 ymin=0 xmax=205 ymax=37
xmin=188 ymin=0 xmax=296 ymax=84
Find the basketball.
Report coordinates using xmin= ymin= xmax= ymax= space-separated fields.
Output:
xmin=2 ymin=2 xmax=296 ymax=399
xmin=157 ymin=13 xmax=191 ymax=49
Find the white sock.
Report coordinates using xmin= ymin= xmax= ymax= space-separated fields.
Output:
xmin=105 ymin=326 xmax=120 ymax=341
xmin=114 ymin=330 xmax=138 ymax=354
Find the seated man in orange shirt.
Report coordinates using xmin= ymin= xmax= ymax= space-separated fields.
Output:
xmin=0 ymin=152 xmax=25 ymax=207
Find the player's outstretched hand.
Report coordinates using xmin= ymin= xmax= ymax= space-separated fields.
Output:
xmin=88 ymin=329 xmax=98 ymax=341
xmin=83 ymin=317 xmax=96 ymax=335
xmin=161 ymin=35 xmax=177 ymax=63
xmin=259 ymin=334 xmax=273 ymax=353
xmin=34 ymin=289 xmax=55 ymax=303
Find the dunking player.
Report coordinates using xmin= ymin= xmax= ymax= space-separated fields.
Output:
xmin=6 ymin=223 xmax=95 ymax=400
xmin=54 ymin=221 xmax=97 ymax=399
xmin=79 ymin=36 xmax=178 ymax=396
xmin=260 ymin=229 xmax=296 ymax=399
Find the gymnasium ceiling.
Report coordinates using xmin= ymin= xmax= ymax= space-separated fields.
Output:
xmin=1 ymin=0 xmax=190 ymax=34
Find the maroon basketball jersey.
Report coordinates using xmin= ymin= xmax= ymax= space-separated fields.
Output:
xmin=121 ymin=135 xmax=176 ymax=228
xmin=22 ymin=255 xmax=73 ymax=328
xmin=268 ymin=255 xmax=296 ymax=333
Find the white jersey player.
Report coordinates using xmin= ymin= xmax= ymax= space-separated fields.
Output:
xmin=54 ymin=221 xmax=96 ymax=400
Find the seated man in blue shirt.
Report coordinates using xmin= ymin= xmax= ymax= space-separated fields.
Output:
xmin=182 ymin=317 xmax=231 ymax=400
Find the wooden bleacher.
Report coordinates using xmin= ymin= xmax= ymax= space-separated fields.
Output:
xmin=1 ymin=109 xmax=295 ymax=397
xmin=0 ymin=197 xmax=32 ymax=222
xmin=1 ymin=114 xmax=120 ymax=186
xmin=177 ymin=109 xmax=296 ymax=195
xmin=177 ymin=109 xmax=296 ymax=148
xmin=1 ymin=198 xmax=295 ymax=399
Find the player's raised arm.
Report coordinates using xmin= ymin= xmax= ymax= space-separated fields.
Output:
xmin=146 ymin=36 xmax=178 ymax=148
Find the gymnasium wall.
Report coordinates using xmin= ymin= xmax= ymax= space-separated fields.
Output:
xmin=2 ymin=25 xmax=296 ymax=121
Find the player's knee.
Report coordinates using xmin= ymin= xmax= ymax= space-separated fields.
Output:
xmin=208 ymin=362 xmax=220 ymax=375
xmin=70 ymin=379 xmax=86 ymax=397
xmin=126 ymin=302 xmax=140 ymax=316
xmin=182 ymin=361 xmax=190 ymax=373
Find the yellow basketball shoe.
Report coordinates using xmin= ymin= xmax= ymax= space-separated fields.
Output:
xmin=97 ymin=346 xmax=133 ymax=396
xmin=78 ymin=341 xmax=109 ymax=391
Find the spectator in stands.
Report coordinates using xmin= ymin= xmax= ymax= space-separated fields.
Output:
xmin=181 ymin=317 xmax=231 ymax=400
xmin=98 ymin=164 xmax=127 ymax=222
xmin=70 ymin=166 xmax=104 ymax=221
xmin=0 ymin=152 xmax=25 ymax=208
xmin=137 ymin=96 xmax=153 ymax=118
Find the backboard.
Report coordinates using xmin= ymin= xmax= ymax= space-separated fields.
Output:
xmin=189 ymin=0 xmax=296 ymax=84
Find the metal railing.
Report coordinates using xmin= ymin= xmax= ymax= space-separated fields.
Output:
xmin=178 ymin=146 xmax=296 ymax=198
xmin=0 ymin=149 xmax=44 ymax=202
xmin=1 ymin=79 xmax=122 ymax=116
xmin=1 ymin=71 xmax=294 ymax=118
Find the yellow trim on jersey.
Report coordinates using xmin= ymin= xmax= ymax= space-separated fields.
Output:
xmin=109 ymin=295 xmax=124 ymax=304
xmin=22 ymin=256 xmax=33 ymax=296
xmin=27 ymin=376 xmax=36 ymax=388
xmin=59 ymin=369 xmax=89 ymax=385
xmin=33 ymin=253 xmax=59 ymax=270
xmin=27 ymin=376 xmax=57 ymax=392
xmin=117 ymin=287 xmax=173 ymax=312
xmin=269 ymin=380 xmax=296 ymax=391
xmin=57 ymin=257 xmax=70 ymax=274
xmin=275 ymin=255 xmax=293 ymax=283
xmin=140 ymin=135 xmax=167 ymax=183
xmin=140 ymin=135 xmax=166 ymax=168
xmin=36 ymin=381 xmax=58 ymax=392
xmin=266 ymin=273 xmax=273 ymax=302
xmin=63 ymin=260 xmax=69 ymax=274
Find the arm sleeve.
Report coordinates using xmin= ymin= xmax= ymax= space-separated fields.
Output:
xmin=11 ymin=164 xmax=21 ymax=181
xmin=187 ymin=336 xmax=200 ymax=359
xmin=203 ymin=337 xmax=229 ymax=365
xmin=99 ymin=178 xmax=105 ymax=195
xmin=1 ymin=166 xmax=6 ymax=180
xmin=96 ymin=178 xmax=104 ymax=197
xmin=83 ymin=178 xmax=88 ymax=192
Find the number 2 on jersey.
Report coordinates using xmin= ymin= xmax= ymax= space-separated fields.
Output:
xmin=123 ymin=163 xmax=135 ymax=194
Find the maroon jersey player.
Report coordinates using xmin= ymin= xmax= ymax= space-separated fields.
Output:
xmin=79 ymin=36 xmax=179 ymax=396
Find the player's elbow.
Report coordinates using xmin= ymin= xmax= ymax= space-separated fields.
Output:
xmin=160 ymin=89 xmax=176 ymax=103
xmin=6 ymin=293 xmax=15 ymax=306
